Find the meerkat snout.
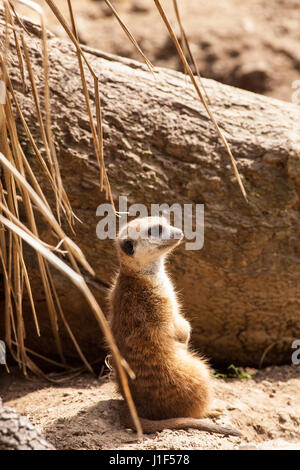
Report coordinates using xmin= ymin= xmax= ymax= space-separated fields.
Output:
xmin=117 ymin=216 xmax=183 ymax=268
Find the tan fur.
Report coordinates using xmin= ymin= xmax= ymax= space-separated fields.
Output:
xmin=108 ymin=216 xmax=240 ymax=436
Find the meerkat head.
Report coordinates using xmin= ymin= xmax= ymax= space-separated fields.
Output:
xmin=116 ymin=216 xmax=183 ymax=271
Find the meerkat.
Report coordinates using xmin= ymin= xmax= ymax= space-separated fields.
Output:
xmin=108 ymin=216 xmax=240 ymax=436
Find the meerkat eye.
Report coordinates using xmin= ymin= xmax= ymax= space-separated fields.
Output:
xmin=120 ymin=239 xmax=135 ymax=256
xmin=148 ymin=224 xmax=163 ymax=237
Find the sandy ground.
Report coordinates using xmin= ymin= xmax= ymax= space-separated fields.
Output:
xmin=1 ymin=365 xmax=299 ymax=450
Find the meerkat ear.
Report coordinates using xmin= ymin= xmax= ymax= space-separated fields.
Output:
xmin=120 ymin=239 xmax=135 ymax=256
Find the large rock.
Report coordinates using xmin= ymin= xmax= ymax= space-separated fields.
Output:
xmin=1 ymin=10 xmax=300 ymax=366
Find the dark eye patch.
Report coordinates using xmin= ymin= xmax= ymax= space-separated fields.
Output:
xmin=148 ymin=224 xmax=163 ymax=237
xmin=120 ymin=239 xmax=135 ymax=256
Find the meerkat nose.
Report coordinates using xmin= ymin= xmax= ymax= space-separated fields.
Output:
xmin=171 ymin=227 xmax=184 ymax=240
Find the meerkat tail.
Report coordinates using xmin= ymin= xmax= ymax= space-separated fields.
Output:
xmin=139 ymin=418 xmax=242 ymax=436
xmin=121 ymin=413 xmax=241 ymax=437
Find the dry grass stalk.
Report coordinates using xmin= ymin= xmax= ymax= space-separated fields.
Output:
xmin=66 ymin=0 xmax=108 ymax=200
xmin=0 ymin=175 xmax=142 ymax=436
xmin=154 ymin=0 xmax=248 ymax=202
xmin=44 ymin=0 xmax=115 ymax=209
